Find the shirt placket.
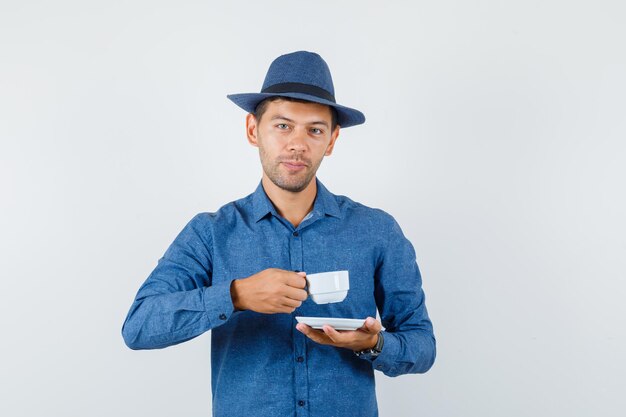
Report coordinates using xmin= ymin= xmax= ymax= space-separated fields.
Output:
xmin=290 ymin=224 xmax=310 ymax=416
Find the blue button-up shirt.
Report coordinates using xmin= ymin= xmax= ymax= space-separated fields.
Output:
xmin=122 ymin=178 xmax=436 ymax=417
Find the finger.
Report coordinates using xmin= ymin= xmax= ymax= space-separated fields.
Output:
xmin=322 ymin=325 xmax=345 ymax=344
xmin=297 ymin=323 xmax=323 ymax=338
xmin=287 ymin=273 xmax=307 ymax=289
xmin=284 ymin=286 xmax=308 ymax=301
xmin=280 ymin=297 xmax=302 ymax=309
xmin=295 ymin=323 xmax=310 ymax=334
xmin=296 ymin=324 xmax=331 ymax=345
xmin=360 ymin=317 xmax=383 ymax=334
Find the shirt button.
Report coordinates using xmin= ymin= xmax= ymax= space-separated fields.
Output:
xmin=219 ymin=314 xmax=227 ymax=320
xmin=298 ymin=400 xmax=305 ymax=407
xmin=376 ymin=364 xmax=383 ymax=370
xmin=293 ymin=231 xmax=299 ymax=237
xmin=296 ymin=356 xmax=304 ymax=363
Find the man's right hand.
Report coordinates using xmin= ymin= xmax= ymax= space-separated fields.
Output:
xmin=230 ymin=268 xmax=308 ymax=314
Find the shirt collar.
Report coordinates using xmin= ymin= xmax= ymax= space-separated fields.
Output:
xmin=251 ymin=177 xmax=342 ymax=223
xmin=311 ymin=177 xmax=343 ymax=220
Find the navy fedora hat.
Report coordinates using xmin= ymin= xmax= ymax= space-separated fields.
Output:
xmin=227 ymin=51 xmax=365 ymax=128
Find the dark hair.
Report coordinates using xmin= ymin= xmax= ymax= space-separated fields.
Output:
xmin=254 ymin=96 xmax=339 ymax=131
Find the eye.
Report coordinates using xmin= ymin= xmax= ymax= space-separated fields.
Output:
xmin=310 ymin=128 xmax=323 ymax=135
xmin=276 ymin=123 xmax=289 ymax=130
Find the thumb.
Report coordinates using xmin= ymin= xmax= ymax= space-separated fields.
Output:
xmin=363 ymin=317 xmax=382 ymax=334
xmin=296 ymin=271 xmax=306 ymax=276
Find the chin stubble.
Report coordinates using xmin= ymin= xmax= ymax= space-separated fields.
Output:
xmin=259 ymin=148 xmax=322 ymax=193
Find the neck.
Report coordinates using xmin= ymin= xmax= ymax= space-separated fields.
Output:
xmin=261 ymin=175 xmax=317 ymax=228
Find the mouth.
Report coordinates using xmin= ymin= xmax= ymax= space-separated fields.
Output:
xmin=281 ymin=161 xmax=308 ymax=171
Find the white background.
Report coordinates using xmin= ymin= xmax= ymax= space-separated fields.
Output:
xmin=1 ymin=1 xmax=625 ymax=416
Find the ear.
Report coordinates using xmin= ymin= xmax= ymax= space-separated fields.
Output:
xmin=324 ymin=125 xmax=341 ymax=156
xmin=246 ymin=113 xmax=259 ymax=147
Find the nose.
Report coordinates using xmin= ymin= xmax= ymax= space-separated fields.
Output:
xmin=286 ymin=126 xmax=308 ymax=152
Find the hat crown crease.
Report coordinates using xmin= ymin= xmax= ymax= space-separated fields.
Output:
xmin=261 ymin=51 xmax=335 ymax=97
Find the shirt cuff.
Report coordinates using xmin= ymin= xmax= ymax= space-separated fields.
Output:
xmin=370 ymin=331 xmax=399 ymax=373
xmin=202 ymin=279 xmax=239 ymax=328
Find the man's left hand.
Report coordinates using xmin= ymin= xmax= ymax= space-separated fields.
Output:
xmin=296 ymin=317 xmax=382 ymax=351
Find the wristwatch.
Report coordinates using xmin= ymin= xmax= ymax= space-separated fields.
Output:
xmin=354 ymin=332 xmax=384 ymax=359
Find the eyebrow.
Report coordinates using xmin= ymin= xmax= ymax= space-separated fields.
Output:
xmin=270 ymin=115 xmax=329 ymax=128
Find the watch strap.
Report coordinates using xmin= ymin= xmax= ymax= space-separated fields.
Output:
xmin=354 ymin=332 xmax=384 ymax=358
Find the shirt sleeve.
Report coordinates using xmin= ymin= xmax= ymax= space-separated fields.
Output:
xmin=364 ymin=214 xmax=437 ymax=376
xmin=121 ymin=213 xmax=238 ymax=350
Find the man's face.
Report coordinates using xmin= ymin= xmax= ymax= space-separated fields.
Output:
xmin=246 ymin=99 xmax=340 ymax=193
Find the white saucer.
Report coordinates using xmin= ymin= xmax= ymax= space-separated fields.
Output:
xmin=295 ymin=316 xmax=366 ymax=331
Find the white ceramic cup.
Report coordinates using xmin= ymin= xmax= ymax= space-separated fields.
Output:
xmin=306 ymin=270 xmax=350 ymax=304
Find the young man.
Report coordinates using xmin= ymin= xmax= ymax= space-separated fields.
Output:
xmin=122 ymin=51 xmax=436 ymax=417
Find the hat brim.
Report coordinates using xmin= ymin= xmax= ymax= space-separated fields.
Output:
xmin=227 ymin=92 xmax=365 ymax=128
